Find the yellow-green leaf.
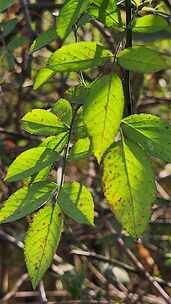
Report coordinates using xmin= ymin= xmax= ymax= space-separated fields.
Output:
xmin=58 ymin=182 xmax=94 ymax=225
xmin=47 ymin=42 xmax=113 ymax=72
xmin=84 ymin=74 xmax=124 ymax=162
xmin=22 ymin=109 xmax=67 ymax=136
xmin=133 ymin=15 xmax=168 ymax=33
xmin=122 ymin=114 xmax=171 ymax=163
xmin=33 ymin=68 xmax=55 ymax=90
xmin=0 ymin=181 xmax=56 ymax=223
xmin=25 ymin=204 xmax=63 ymax=289
xmin=103 ymin=140 xmax=156 ymax=238
xmin=5 ymin=147 xmax=59 ymax=182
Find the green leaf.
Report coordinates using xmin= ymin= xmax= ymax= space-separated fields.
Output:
xmin=56 ymin=0 xmax=90 ymax=40
xmin=117 ymin=46 xmax=167 ymax=73
xmin=2 ymin=19 xmax=17 ymax=37
xmin=89 ymin=0 xmax=119 ymax=27
xmin=40 ymin=133 xmax=68 ymax=153
xmin=22 ymin=109 xmax=67 ymax=135
xmin=34 ymin=68 xmax=55 ymax=90
xmin=47 ymin=42 xmax=113 ymax=72
xmin=0 ymin=181 xmax=56 ymax=223
xmin=5 ymin=147 xmax=59 ymax=182
xmin=8 ymin=35 xmax=28 ymax=51
xmin=52 ymin=99 xmax=72 ymax=126
xmin=132 ymin=15 xmax=168 ymax=33
xmin=65 ymin=84 xmax=91 ymax=104
xmin=25 ymin=204 xmax=63 ymax=289
xmin=69 ymin=137 xmax=90 ymax=160
xmin=30 ymin=28 xmax=57 ymax=53
xmin=84 ymin=73 xmax=124 ymax=162
xmin=58 ymin=182 xmax=94 ymax=225
xmin=122 ymin=114 xmax=171 ymax=163
xmin=0 ymin=0 xmax=15 ymax=12
xmin=103 ymin=140 xmax=156 ymax=238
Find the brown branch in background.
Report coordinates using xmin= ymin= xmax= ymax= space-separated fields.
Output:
xmin=105 ymin=220 xmax=171 ymax=304
xmin=1 ymin=273 xmax=29 ymax=303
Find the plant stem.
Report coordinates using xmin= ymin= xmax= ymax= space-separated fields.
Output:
xmin=125 ymin=0 xmax=133 ymax=115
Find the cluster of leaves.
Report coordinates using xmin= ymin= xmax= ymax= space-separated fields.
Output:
xmin=1 ymin=0 xmax=171 ymax=289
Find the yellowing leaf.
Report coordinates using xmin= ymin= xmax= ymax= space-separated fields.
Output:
xmin=25 ymin=204 xmax=63 ymax=289
xmin=84 ymin=74 xmax=124 ymax=162
xmin=103 ymin=140 xmax=156 ymax=238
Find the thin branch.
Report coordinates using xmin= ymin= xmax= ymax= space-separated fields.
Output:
xmin=38 ymin=281 xmax=48 ymax=304
xmin=124 ymin=0 xmax=133 ymax=115
xmin=1 ymin=273 xmax=29 ymax=302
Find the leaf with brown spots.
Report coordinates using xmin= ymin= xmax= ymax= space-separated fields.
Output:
xmin=103 ymin=139 xmax=156 ymax=238
xmin=24 ymin=204 xmax=63 ymax=289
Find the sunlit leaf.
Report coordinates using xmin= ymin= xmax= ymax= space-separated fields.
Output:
xmin=52 ymin=99 xmax=72 ymax=126
xmin=133 ymin=15 xmax=168 ymax=33
xmin=0 ymin=181 xmax=56 ymax=223
xmin=84 ymin=73 xmax=124 ymax=162
xmin=47 ymin=42 xmax=113 ymax=72
xmin=103 ymin=139 xmax=156 ymax=238
xmin=5 ymin=147 xmax=59 ymax=182
xmin=58 ymin=182 xmax=94 ymax=225
xmin=122 ymin=114 xmax=171 ymax=163
xmin=25 ymin=204 xmax=63 ymax=289
xmin=22 ymin=109 xmax=67 ymax=135
xmin=69 ymin=137 xmax=90 ymax=160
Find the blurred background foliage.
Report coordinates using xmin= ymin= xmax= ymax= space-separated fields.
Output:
xmin=1 ymin=0 xmax=171 ymax=303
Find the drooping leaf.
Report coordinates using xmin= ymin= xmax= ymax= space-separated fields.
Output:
xmin=132 ymin=15 xmax=168 ymax=33
xmin=0 ymin=181 xmax=56 ymax=223
xmin=0 ymin=0 xmax=15 ymax=13
xmin=22 ymin=109 xmax=67 ymax=135
xmin=47 ymin=42 xmax=113 ymax=72
xmin=25 ymin=204 xmax=63 ymax=289
xmin=56 ymin=0 xmax=90 ymax=40
xmin=84 ymin=73 xmax=124 ymax=162
xmin=34 ymin=68 xmax=55 ymax=90
xmin=69 ymin=137 xmax=90 ymax=160
xmin=52 ymin=99 xmax=72 ymax=126
xmin=5 ymin=147 xmax=59 ymax=182
xmin=122 ymin=114 xmax=171 ymax=163
xmin=30 ymin=28 xmax=58 ymax=53
xmin=103 ymin=139 xmax=156 ymax=238
xmin=117 ymin=46 xmax=167 ymax=73
xmin=58 ymin=182 xmax=94 ymax=225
